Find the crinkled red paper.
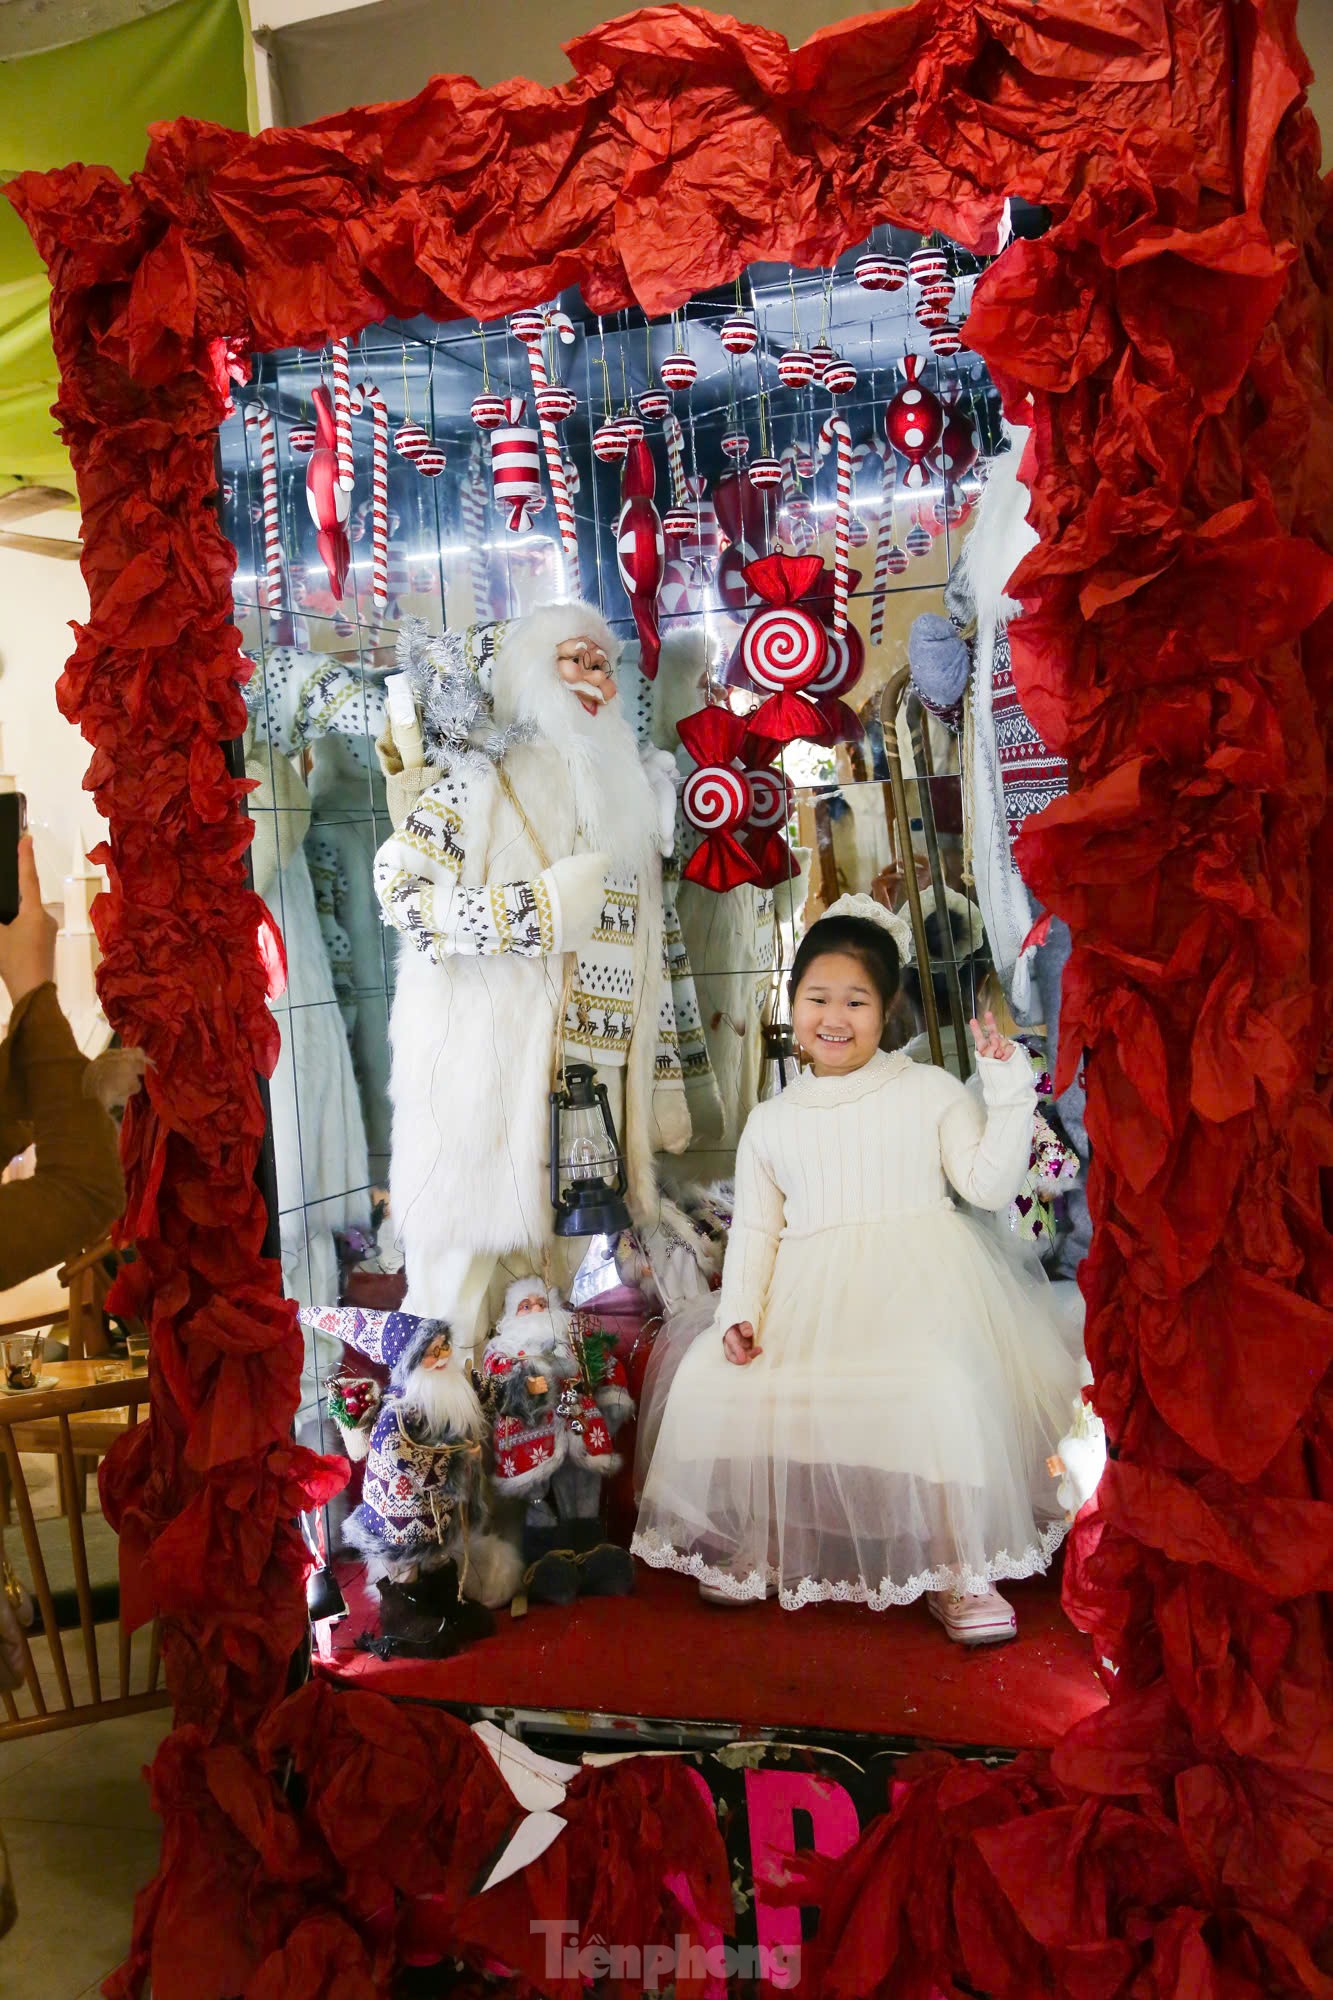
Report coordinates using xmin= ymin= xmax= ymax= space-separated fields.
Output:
xmin=8 ymin=1 xmax=1333 ymax=1993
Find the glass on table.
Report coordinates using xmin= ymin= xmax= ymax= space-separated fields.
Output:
xmin=2 ymin=1331 xmax=45 ymax=1392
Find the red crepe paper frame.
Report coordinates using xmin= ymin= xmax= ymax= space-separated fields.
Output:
xmin=7 ymin=3 xmax=1333 ymax=1994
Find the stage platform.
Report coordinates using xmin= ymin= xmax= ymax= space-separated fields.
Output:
xmin=318 ymin=1556 xmax=1107 ymax=1753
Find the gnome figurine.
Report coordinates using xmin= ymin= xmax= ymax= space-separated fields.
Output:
xmin=300 ymin=1305 xmax=524 ymax=1656
xmin=481 ymin=1279 xmax=636 ymax=1605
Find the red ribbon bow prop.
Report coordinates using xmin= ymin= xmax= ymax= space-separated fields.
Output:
xmin=737 ymin=552 xmax=829 ymax=743
xmin=305 ymin=384 xmax=351 ymax=599
xmin=617 ymin=436 xmax=666 ymax=679
xmin=678 ymin=707 xmax=762 ymax=893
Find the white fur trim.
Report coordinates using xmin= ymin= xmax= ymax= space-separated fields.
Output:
xmin=957 ymin=424 xmax=1036 ymax=631
xmin=462 ymin=1530 xmax=527 ymax=1607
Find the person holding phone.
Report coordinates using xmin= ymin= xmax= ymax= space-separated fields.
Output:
xmin=0 ymin=836 xmax=124 ymax=1289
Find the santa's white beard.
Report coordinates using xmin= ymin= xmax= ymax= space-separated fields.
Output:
xmin=506 ymin=672 xmax=659 ymax=875
xmin=402 ymin=1359 xmax=485 ymax=1439
xmin=488 ymin=1304 xmax=573 ymax=1360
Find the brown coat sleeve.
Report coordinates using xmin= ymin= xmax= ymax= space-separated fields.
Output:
xmin=0 ymin=984 xmax=124 ymax=1291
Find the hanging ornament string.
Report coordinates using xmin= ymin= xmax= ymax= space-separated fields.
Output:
xmin=243 ymin=402 xmax=283 ymax=616
xmin=462 ymin=438 xmax=491 ymax=618
xmin=816 ymin=413 xmax=853 ymax=632
xmin=351 ymin=382 xmax=389 ymax=613
xmin=510 ymin=308 xmax=581 ymax=587
xmin=331 ymin=338 xmax=354 ymax=492
xmin=869 ymin=439 xmax=899 ymax=646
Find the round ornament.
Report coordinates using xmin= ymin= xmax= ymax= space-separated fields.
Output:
xmin=937 ymin=400 xmax=979 ymax=485
xmin=415 ymin=448 xmax=447 ymax=478
xmin=719 ymin=312 xmax=758 ymax=355
xmin=809 ymin=621 xmax=864 ymax=698
xmin=854 ymin=253 xmax=904 ymax=292
xmin=884 ymin=355 xmax=944 ymax=488
xmin=618 ymin=415 xmax=646 ymax=446
xmin=469 ymin=395 xmax=507 ymax=432
xmin=593 ymin=420 xmax=628 ymax=462
xmin=778 ymin=346 xmax=817 ymax=389
xmin=848 ymin=513 xmax=870 ymax=547
xmin=508 ymin=308 xmax=547 ymax=344
xmin=885 ymin=543 xmax=909 ymax=575
xmin=905 ymin=520 xmax=933 ymax=558
xmin=682 ymin=763 xmax=750 ymax=834
xmin=741 ymin=605 xmax=827 ymax=692
xmin=922 ymin=275 xmax=956 ymax=306
xmin=638 ymin=389 xmax=672 ymax=421
xmin=395 ymin=422 xmax=431 ymax=459
xmin=914 ymin=299 xmax=950 ymax=330
xmin=721 ymin=430 xmax=751 ymax=462
xmin=909 ymin=248 xmax=949 ymax=286
xmin=535 ymin=384 xmax=576 ymax=422
xmin=288 ymin=424 xmax=317 ymax=455
xmin=660 ymin=352 xmax=698 ymax=390
xmin=662 ymin=506 xmax=695 ymax=539
xmin=823 ymin=358 xmax=858 ymax=395
xmin=795 ymin=446 xmax=816 ymax=479
xmin=807 ymin=342 xmax=837 ymax=382
xmin=748 ymin=454 xmax=783 ymax=488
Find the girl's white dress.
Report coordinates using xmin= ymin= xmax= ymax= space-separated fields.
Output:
xmin=632 ymin=1048 xmax=1079 ymax=1609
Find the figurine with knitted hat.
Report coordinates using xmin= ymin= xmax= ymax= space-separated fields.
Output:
xmin=481 ymin=1276 xmax=636 ymax=1605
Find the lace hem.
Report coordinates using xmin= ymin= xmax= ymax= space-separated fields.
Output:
xmin=629 ymin=1518 xmax=1069 ymax=1612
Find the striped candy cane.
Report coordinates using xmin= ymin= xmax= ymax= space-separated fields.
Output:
xmin=331 ymin=339 xmax=354 ymax=492
xmin=779 ymin=442 xmax=815 ymax=553
xmin=869 ymin=443 xmax=898 ymax=647
xmin=352 ymin=382 xmax=389 ymax=611
xmin=243 ymin=402 xmax=283 ymax=614
xmin=816 ymin=414 xmax=853 ymax=632
xmin=462 ymin=441 xmax=491 ymax=619
xmin=663 ymin=412 xmax=688 ymax=508
xmin=510 ymin=311 xmax=581 ymax=590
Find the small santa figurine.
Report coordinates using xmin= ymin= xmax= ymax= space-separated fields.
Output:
xmin=481 ymin=1278 xmax=635 ymax=1604
xmin=300 ymin=1304 xmax=524 ymax=1655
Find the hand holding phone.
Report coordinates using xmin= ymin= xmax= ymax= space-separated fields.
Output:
xmin=0 ymin=834 xmax=58 ymax=1007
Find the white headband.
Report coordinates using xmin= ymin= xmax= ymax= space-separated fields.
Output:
xmin=819 ymin=893 xmax=915 ymax=964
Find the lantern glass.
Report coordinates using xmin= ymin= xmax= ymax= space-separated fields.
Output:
xmin=550 ymin=1063 xmax=632 ymax=1237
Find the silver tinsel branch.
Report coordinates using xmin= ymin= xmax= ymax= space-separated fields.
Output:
xmin=394 ymin=617 xmax=534 ymax=768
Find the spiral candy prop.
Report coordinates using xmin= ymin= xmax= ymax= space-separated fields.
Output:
xmin=737 ymin=551 xmax=828 ymax=743
xmin=677 ymin=706 xmax=762 ymax=893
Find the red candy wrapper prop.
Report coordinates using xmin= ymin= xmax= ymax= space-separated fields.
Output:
xmin=491 ymin=397 xmax=544 ymax=531
xmin=616 ymin=436 xmax=665 ymax=679
xmin=714 ymin=466 xmax=770 ymax=610
xmin=305 ymin=384 xmax=351 ymax=599
xmin=806 ymin=564 xmax=867 ymax=741
xmin=742 ymin=755 xmax=798 ymax=890
xmin=884 ymin=352 xmax=944 ymax=491
xmin=737 ymin=552 xmax=828 ymax=742
xmin=678 ymin=707 xmax=761 ymax=893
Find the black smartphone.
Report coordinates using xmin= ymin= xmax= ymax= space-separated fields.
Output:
xmin=0 ymin=792 xmax=28 ymax=925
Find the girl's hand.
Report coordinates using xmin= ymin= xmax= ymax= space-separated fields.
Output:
xmin=723 ymin=1322 xmax=762 ymax=1366
xmin=969 ymin=1010 xmax=1016 ymax=1062
xmin=0 ymin=838 xmax=57 ymax=1007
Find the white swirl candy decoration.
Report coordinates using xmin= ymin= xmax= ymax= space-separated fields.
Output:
xmin=745 ymin=763 xmax=791 ymax=829
xmin=331 ymin=339 xmax=354 ymax=492
xmin=352 ymin=382 xmax=389 ymax=612
xmin=741 ymin=606 xmax=825 ymax=691
xmin=510 ymin=309 xmax=581 ymax=588
xmin=682 ymin=763 xmax=750 ymax=833
xmin=816 ymin=413 xmax=854 ymax=633
xmin=243 ymin=402 xmax=283 ymax=614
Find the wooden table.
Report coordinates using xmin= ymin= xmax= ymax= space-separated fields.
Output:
xmin=0 ymin=1359 xmax=148 ymax=1517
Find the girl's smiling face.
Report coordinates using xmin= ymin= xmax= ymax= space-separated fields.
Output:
xmin=792 ymin=951 xmax=885 ymax=1076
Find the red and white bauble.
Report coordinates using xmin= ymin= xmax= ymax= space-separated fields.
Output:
xmin=823 ymin=358 xmax=858 ymax=395
xmin=909 ymin=248 xmax=950 ymax=286
xmin=415 ymin=448 xmax=447 ymax=477
xmin=660 ymin=352 xmax=698 ymax=391
xmin=795 ymin=446 xmax=816 ymax=479
xmin=848 ymin=513 xmax=870 ymax=547
xmin=721 ymin=430 xmax=751 ymax=462
xmin=535 ymin=384 xmax=577 ymax=423
xmin=662 ymin=506 xmax=695 ymax=540
xmin=885 ymin=542 xmax=909 ymax=575
xmin=720 ymin=313 xmax=758 ymax=355
xmin=748 ymin=454 xmax=783 ymax=488
xmin=288 ymin=424 xmax=317 ymax=455
xmin=930 ymin=322 xmax=964 ymax=356
xmin=778 ymin=346 xmax=817 ymax=388
xmin=638 ymin=388 xmax=672 ymax=421
xmin=490 ymin=402 xmax=542 ymax=524
xmin=807 ymin=342 xmax=837 ymax=382
xmin=593 ymin=420 xmax=628 ymax=462
xmin=508 ymin=308 xmax=546 ymax=344
xmin=937 ymin=397 xmax=980 ymax=487
xmin=922 ymin=276 xmax=956 ymax=308
xmin=618 ymin=415 xmax=646 ymax=446
xmin=854 ymin=252 xmax=904 ymax=292
xmin=914 ymin=298 xmax=950 ymax=330
xmin=885 ymin=355 xmax=944 ymax=489
xmin=395 ymin=421 xmax=431 ymax=459
xmin=469 ymin=395 xmax=507 ymax=432
xmin=905 ymin=520 xmax=933 ymax=558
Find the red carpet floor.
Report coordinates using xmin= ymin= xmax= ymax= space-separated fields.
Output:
xmin=319 ymin=1557 xmax=1106 ymax=1750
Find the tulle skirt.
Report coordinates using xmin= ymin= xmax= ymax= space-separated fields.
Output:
xmin=631 ymin=1203 xmax=1080 ymax=1610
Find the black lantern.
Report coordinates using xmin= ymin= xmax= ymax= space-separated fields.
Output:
xmin=549 ymin=1063 xmax=633 ymax=1238
xmin=761 ymin=1021 xmax=799 ymax=1097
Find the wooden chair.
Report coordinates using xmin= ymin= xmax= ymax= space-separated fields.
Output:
xmin=0 ymin=1374 xmax=166 ymax=1742
xmin=56 ymin=1235 xmax=121 ymax=1360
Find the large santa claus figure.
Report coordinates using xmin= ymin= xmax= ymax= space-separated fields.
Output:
xmin=374 ymin=603 xmax=688 ymax=1351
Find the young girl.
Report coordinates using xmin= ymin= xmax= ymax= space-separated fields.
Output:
xmin=632 ymin=900 xmax=1080 ymax=1644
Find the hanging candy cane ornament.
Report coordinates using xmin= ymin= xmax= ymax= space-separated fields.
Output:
xmin=243 ymin=403 xmax=284 ymax=617
xmin=662 ymin=412 xmax=689 ymax=508
xmin=815 ymin=413 xmax=854 ymax=634
xmin=868 ymin=443 xmax=900 ymax=646
xmin=490 ymin=396 xmax=544 ymax=530
xmin=351 ymin=382 xmax=390 ymax=613
xmin=510 ymin=309 xmax=581 ymax=588
xmin=462 ymin=441 xmax=492 ymax=619
xmin=304 ymin=385 xmax=351 ymax=599
xmin=737 ymin=552 xmax=828 ymax=742
xmin=330 ymin=340 xmax=354 ymax=492
xmin=616 ymin=436 xmax=666 ymax=679
xmin=678 ymin=707 xmax=761 ymax=893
